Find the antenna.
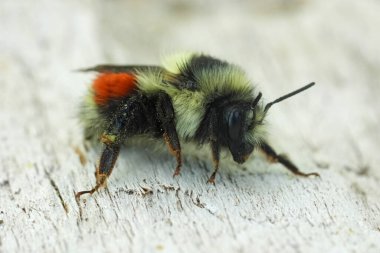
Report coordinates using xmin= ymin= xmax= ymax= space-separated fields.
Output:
xmin=251 ymin=92 xmax=262 ymax=108
xmin=264 ymin=82 xmax=315 ymax=114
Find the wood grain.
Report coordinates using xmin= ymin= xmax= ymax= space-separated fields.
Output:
xmin=1 ymin=1 xmax=379 ymax=252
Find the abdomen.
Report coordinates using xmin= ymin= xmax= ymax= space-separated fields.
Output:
xmin=80 ymin=72 xmax=138 ymax=140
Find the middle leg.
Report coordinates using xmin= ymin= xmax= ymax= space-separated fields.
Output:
xmin=156 ymin=92 xmax=183 ymax=177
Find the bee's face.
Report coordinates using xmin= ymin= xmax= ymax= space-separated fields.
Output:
xmin=223 ymin=104 xmax=259 ymax=164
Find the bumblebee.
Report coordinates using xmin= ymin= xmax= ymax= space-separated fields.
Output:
xmin=75 ymin=53 xmax=319 ymax=199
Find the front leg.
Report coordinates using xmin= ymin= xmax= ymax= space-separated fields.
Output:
xmin=156 ymin=92 xmax=182 ymax=177
xmin=207 ymin=141 xmax=220 ymax=184
xmin=207 ymin=108 xmax=221 ymax=184
xmin=260 ymin=142 xmax=319 ymax=177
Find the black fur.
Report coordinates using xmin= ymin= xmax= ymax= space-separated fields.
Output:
xmin=190 ymin=55 xmax=229 ymax=71
xmin=170 ymin=54 xmax=229 ymax=90
xmin=95 ymin=91 xmax=183 ymax=179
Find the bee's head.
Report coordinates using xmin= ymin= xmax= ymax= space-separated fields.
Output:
xmin=223 ymin=92 xmax=265 ymax=163
xmin=223 ymin=82 xmax=315 ymax=164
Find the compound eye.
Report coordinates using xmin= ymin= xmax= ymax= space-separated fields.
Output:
xmin=228 ymin=110 xmax=242 ymax=140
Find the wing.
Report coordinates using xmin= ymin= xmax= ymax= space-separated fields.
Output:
xmin=78 ymin=64 xmax=163 ymax=73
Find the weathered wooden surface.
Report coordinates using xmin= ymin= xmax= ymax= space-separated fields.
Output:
xmin=1 ymin=1 xmax=380 ymax=252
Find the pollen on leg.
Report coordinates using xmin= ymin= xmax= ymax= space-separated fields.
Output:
xmin=95 ymin=166 xmax=108 ymax=187
xmin=100 ymin=133 xmax=117 ymax=145
xmin=92 ymin=73 xmax=137 ymax=105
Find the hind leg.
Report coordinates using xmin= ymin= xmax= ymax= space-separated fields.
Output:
xmin=76 ymin=97 xmax=146 ymax=199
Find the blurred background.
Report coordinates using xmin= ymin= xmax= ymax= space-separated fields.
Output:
xmin=1 ymin=1 xmax=379 ymax=252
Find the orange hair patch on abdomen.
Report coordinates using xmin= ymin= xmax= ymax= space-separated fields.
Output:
xmin=92 ymin=73 xmax=137 ymax=105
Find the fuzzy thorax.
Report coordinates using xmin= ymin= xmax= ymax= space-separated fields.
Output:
xmin=136 ymin=53 xmax=262 ymax=141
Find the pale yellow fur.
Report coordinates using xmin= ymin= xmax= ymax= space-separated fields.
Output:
xmin=80 ymin=91 xmax=107 ymax=138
